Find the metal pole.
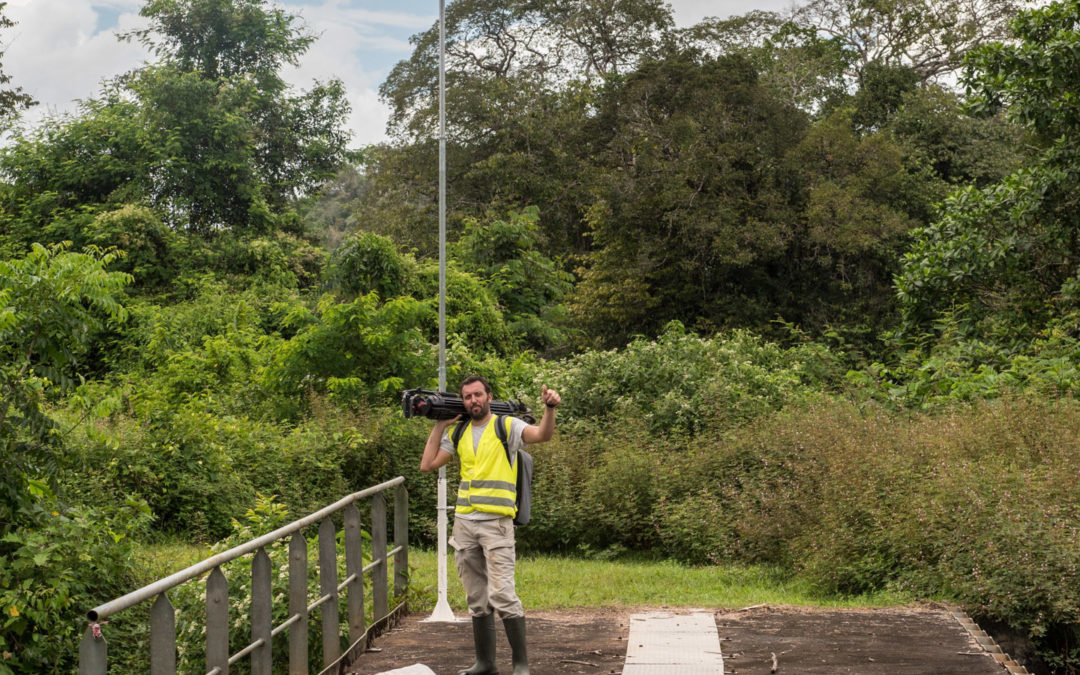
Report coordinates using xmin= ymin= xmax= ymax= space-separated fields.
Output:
xmin=426 ymin=0 xmax=457 ymax=623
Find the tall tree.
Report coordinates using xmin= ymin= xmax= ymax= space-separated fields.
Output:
xmin=790 ymin=0 xmax=1029 ymax=84
xmin=681 ymin=0 xmax=1028 ymax=115
xmin=568 ymin=51 xmax=809 ymax=346
xmin=381 ymin=0 xmax=673 ymax=141
xmin=895 ymin=0 xmax=1080 ymax=344
xmin=125 ymin=0 xmax=351 ymax=231
xmin=0 ymin=0 xmax=351 ymax=241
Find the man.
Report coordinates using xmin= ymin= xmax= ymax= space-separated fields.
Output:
xmin=420 ymin=375 xmax=561 ymax=675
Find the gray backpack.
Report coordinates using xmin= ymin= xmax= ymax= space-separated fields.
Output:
xmin=452 ymin=415 xmax=533 ymax=526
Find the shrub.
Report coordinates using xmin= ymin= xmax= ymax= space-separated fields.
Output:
xmin=0 ymin=498 xmax=151 ymax=674
xmin=540 ymin=321 xmax=839 ymax=435
xmin=326 ymin=231 xmax=412 ymax=300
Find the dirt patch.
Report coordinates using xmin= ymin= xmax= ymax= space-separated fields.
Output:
xmin=346 ymin=604 xmax=1007 ymax=675
xmin=717 ymin=604 xmax=1003 ymax=675
xmin=347 ymin=607 xmax=631 ymax=675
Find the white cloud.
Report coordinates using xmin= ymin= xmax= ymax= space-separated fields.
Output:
xmin=669 ymin=0 xmax=797 ymax=25
xmin=283 ymin=1 xmax=430 ymax=145
xmin=4 ymin=0 xmax=149 ymax=125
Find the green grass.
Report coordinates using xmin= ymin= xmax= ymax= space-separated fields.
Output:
xmin=406 ymin=549 xmax=915 ymax=612
xmin=131 ymin=541 xmax=914 ymax=613
xmin=131 ymin=537 xmax=213 ymax=586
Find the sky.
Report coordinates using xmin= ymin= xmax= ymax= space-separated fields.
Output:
xmin=2 ymin=0 xmax=791 ymax=147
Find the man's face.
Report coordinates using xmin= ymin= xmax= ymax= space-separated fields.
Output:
xmin=461 ymin=381 xmax=492 ymax=421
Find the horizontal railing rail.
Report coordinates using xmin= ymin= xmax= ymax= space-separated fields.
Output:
xmin=79 ymin=476 xmax=409 ymax=675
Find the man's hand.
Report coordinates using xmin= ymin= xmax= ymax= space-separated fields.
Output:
xmin=541 ymin=385 xmax=561 ymax=409
xmin=523 ymin=385 xmax=560 ymax=444
xmin=421 ymin=415 xmax=459 ymax=472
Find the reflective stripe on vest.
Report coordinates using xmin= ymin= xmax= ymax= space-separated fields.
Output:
xmin=455 ymin=417 xmax=517 ymax=517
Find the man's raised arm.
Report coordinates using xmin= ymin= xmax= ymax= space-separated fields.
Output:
xmin=420 ymin=417 xmax=457 ymax=472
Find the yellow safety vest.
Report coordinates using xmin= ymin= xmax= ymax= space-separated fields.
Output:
xmin=455 ymin=416 xmax=517 ymax=518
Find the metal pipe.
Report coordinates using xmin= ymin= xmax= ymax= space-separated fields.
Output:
xmin=270 ymin=613 xmax=301 ymax=639
xmin=227 ymin=638 xmax=266 ymax=666
xmin=88 ymin=477 xmax=405 ymax=621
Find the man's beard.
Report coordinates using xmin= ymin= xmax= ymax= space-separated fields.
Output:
xmin=468 ymin=401 xmax=489 ymax=420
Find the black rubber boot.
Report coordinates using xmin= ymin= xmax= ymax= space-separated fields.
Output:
xmin=458 ymin=613 xmax=499 ymax=675
xmin=503 ymin=616 xmax=529 ymax=675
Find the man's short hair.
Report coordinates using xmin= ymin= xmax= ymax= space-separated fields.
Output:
xmin=459 ymin=375 xmax=491 ymax=396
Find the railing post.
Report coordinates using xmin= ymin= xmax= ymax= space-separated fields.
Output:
xmin=394 ymin=485 xmax=409 ymax=600
xmin=251 ymin=548 xmax=272 ymax=675
xmin=372 ymin=492 xmax=388 ymax=621
xmin=343 ymin=503 xmax=365 ymax=645
xmin=79 ymin=624 xmax=106 ymax=675
xmin=289 ymin=532 xmax=308 ymax=675
xmin=149 ymin=592 xmax=175 ymax=674
xmin=318 ymin=518 xmax=341 ymax=668
xmin=206 ymin=566 xmax=229 ymax=675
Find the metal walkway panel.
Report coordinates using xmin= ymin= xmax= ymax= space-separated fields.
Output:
xmin=623 ymin=612 xmax=724 ymax=674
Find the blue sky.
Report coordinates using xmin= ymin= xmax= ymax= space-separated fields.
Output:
xmin=4 ymin=0 xmax=790 ymax=147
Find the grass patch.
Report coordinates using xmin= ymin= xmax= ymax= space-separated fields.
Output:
xmin=406 ymin=549 xmax=914 ymax=612
xmin=132 ymin=537 xmax=213 ymax=586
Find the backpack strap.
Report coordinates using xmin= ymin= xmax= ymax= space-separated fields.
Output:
xmin=451 ymin=419 xmax=469 ymax=450
xmin=494 ymin=414 xmax=512 ymax=466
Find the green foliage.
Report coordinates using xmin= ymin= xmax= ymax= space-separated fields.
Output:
xmin=570 ymin=50 xmax=810 ymax=345
xmin=265 ymin=292 xmax=433 ymax=406
xmin=409 ymin=260 xmax=517 ymax=356
xmin=542 ymin=321 xmax=840 ymax=435
xmin=849 ymin=62 xmax=921 ymax=132
xmin=895 ymin=0 xmax=1080 ymax=349
xmin=885 ymin=84 xmax=1030 ymax=192
xmin=0 ymin=92 xmax=145 ymax=251
xmin=84 ymin=205 xmax=181 ymax=288
xmin=454 ymin=206 xmax=574 ymax=351
xmin=131 ymin=0 xmax=314 ymax=83
xmin=522 ymin=396 xmax=1080 ymax=669
xmin=0 ymin=0 xmax=350 ymax=240
xmin=129 ymin=0 xmax=350 ymax=229
xmin=0 ymin=243 xmax=130 ymax=521
xmin=848 ymin=312 xmax=1080 ymax=409
xmin=326 ymin=231 xmax=411 ymax=300
xmin=0 ymin=498 xmax=151 ymax=674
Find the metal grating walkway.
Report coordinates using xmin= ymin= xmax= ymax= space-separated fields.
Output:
xmin=623 ymin=611 xmax=724 ymax=674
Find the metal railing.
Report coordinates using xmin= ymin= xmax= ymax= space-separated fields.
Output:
xmin=79 ymin=477 xmax=409 ymax=675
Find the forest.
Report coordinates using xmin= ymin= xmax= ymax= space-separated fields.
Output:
xmin=2 ymin=0 xmax=1080 ymax=671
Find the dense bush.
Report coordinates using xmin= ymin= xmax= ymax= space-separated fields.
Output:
xmin=851 ymin=313 xmax=1080 ymax=409
xmin=0 ymin=498 xmax=151 ymax=675
xmin=540 ymin=321 xmax=841 ymax=434
xmin=520 ymin=395 xmax=1080 ymax=670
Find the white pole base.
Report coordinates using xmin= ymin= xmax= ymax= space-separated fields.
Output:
xmin=422 ymin=598 xmax=462 ymax=622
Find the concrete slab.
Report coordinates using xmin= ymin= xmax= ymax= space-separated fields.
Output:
xmin=623 ymin=612 xmax=724 ymax=674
